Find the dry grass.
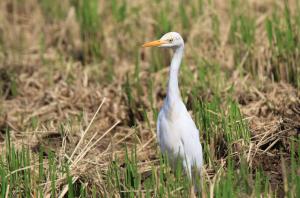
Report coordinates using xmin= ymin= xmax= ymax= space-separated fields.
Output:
xmin=0 ymin=0 xmax=299 ymax=197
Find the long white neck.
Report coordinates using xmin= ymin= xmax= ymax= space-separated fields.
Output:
xmin=166 ymin=45 xmax=184 ymax=103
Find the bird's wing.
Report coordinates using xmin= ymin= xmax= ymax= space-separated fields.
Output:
xmin=179 ymin=114 xmax=203 ymax=170
xmin=156 ymin=111 xmax=162 ymax=144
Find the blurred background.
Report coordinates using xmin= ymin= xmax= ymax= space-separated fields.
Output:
xmin=0 ymin=0 xmax=299 ymax=197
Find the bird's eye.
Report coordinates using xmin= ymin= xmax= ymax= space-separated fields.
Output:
xmin=168 ymin=38 xmax=173 ymax=42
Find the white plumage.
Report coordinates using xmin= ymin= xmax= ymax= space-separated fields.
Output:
xmin=143 ymin=32 xmax=203 ymax=180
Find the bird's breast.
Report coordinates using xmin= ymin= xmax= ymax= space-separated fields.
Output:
xmin=157 ymin=108 xmax=183 ymax=152
xmin=161 ymin=99 xmax=183 ymax=123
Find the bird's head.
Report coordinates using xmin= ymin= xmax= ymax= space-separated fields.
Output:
xmin=142 ymin=32 xmax=184 ymax=49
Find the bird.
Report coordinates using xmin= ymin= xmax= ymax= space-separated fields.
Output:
xmin=142 ymin=32 xmax=203 ymax=184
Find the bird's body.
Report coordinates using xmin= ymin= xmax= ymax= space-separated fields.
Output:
xmin=157 ymin=97 xmax=203 ymax=178
xmin=143 ymin=32 xmax=203 ymax=180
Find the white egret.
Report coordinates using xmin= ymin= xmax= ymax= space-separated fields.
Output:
xmin=143 ymin=32 xmax=203 ymax=182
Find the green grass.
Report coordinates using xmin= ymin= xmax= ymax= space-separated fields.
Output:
xmin=39 ymin=0 xmax=68 ymax=22
xmin=0 ymin=131 xmax=87 ymax=197
xmin=72 ymin=0 xmax=102 ymax=62
xmin=1 ymin=129 xmax=300 ymax=197
xmin=265 ymin=2 xmax=300 ymax=87
xmin=228 ymin=0 xmax=300 ymax=87
xmin=1 ymin=0 xmax=300 ymax=197
xmin=111 ymin=0 xmax=127 ymax=22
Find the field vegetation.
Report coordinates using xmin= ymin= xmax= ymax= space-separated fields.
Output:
xmin=0 ymin=0 xmax=299 ymax=197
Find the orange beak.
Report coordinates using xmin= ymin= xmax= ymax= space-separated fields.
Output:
xmin=142 ymin=40 xmax=167 ymax=47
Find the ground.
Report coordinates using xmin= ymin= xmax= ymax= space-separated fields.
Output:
xmin=0 ymin=0 xmax=299 ymax=197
